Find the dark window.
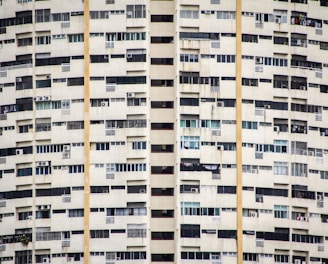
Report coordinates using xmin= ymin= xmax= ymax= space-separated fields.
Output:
xmin=151 ymin=79 xmax=173 ymax=86
xmin=151 ymin=123 xmax=174 ymax=130
xmin=127 ymin=185 xmax=146 ymax=193
xmin=151 ymin=15 xmax=174 ymax=22
xmin=106 ymin=76 xmax=146 ymax=84
xmin=274 ymin=36 xmax=289 ymax=45
xmin=218 ymin=186 xmax=236 ymax=194
xmin=242 ymin=34 xmax=258 ymax=43
xmin=90 ymin=55 xmax=109 ymax=63
xmin=218 ymin=230 xmax=236 ymax=238
xmin=151 ymin=101 xmax=174 ymax=108
xmin=15 ymin=250 xmax=32 ymax=264
xmin=151 ymin=210 xmax=174 ymax=218
xmin=90 ymin=230 xmax=109 ymax=238
xmin=17 ymin=168 xmax=32 ymax=177
xmin=151 ymin=232 xmax=174 ymax=240
xmin=90 ymin=186 xmax=109 ymax=193
xmin=180 ymin=98 xmax=199 ymax=106
xmin=151 ymin=144 xmax=174 ymax=153
xmin=180 ymin=32 xmax=220 ymax=40
xmin=67 ymin=77 xmax=84 ymax=86
xmin=35 ymin=79 xmax=51 ymax=88
xmin=16 ymin=76 xmax=33 ymax=90
xmin=151 ymin=37 xmax=174 ymax=43
xmin=151 ymin=254 xmax=174 ymax=262
xmin=151 ymin=58 xmax=174 ymax=65
xmin=151 ymin=166 xmax=174 ymax=174
xmin=181 ymin=224 xmax=200 ymax=238
xmin=151 ymin=188 xmax=174 ymax=196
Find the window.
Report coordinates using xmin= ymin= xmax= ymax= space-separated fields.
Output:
xmin=151 ymin=123 xmax=174 ymax=130
xmin=127 ymin=224 xmax=147 ymax=237
xmin=181 ymin=224 xmax=200 ymax=238
xmin=90 ymin=230 xmax=109 ymax=238
xmin=217 ymin=11 xmax=235 ymax=19
xmin=68 ymin=209 xmax=84 ymax=217
xmin=151 ymin=232 xmax=174 ymax=240
xmin=180 ymin=54 xmax=198 ymax=63
xmin=151 ymin=188 xmax=174 ymax=196
xmin=68 ymin=34 xmax=84 ymax=43
xmin=106 ymin=32 xmax=146 ymax=41
xmin=151 ymin=210 xmax=174 ymax=218
xmin=151 ymin=15 xmax=173 ymax=22
xmin=180 ymin=98 xmax=199 ymax=106
xmin=151 ymin=254 xmax=174 ymax=262
xmin=90 ymin=11 xmax=109 ymax=19
xmin=291 ymin=163 xmax=307 ymax=177
xmin=217 ymin=54 xmax=235 ymax=63
xmin=274 ymin=254 xmax=289 ymax=263
xmin=218 ymin=230 xmax=237 ymax=238
xmin=17 ymin=167 xmax=33 ymax=177
xmin=218 ymin=186 xmax=236 ymax=194
xmin=18 ymin=211 xmax=32 ymax=221
xmin=68 ymin=165 xmax=84 ymax=174
xmin=126 ymin=49 xmax=146 ymax=62
xmin=242 ymin=121 xmax=258 ymax=130
xmin=151 ymin=58 xmax=173 ymax=65
xmin=274 ymin=161 xmax=288 ymax=175
xmin=35 ymin=35 xmax=51 ymax=45
xmin=15 ymin=251 xmax=32 ymax=264
xmin=151 ymin=36 xmax=174 ymax=43
xmin=17 ymin=37 xmax=32 ymax=47
xmin=52 ymin=12 xmax=70 ymax=21
xmin=126 ymin=5 xmax=146 ymax=18
xmin=243 ymin=253 xmax=258 ymax=262
xmin=274 ymin=205 xmax=289 ymax=218
xmin=242 ymin=34 xmax=258 ymax=43
xmin=180 ymin=136 xmax=200 ymax=149
xmin=180 ymin=10 xmax=199 ymax=19
xmin=35 ymin=9 xmax=50 ymax=23
xmin=127 ymin=185 xmax=146 ymax=193
xmin=132 ymin=141 xmax=146 ymax=150
xmin=90 ymin=55 xmax=109 ymax=64
xmin=242 ymin=78 xmax=258 ymax=86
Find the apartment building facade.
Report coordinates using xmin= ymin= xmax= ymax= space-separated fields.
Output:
xmin=0 ymin=0 xmax=328 ymax=263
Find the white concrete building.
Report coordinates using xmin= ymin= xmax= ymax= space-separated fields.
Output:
xmin=0 ymin=0 xmax=328 ymax=263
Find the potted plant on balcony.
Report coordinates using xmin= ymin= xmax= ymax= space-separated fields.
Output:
xmin=20 ymin=234 xmax=29 ymax=245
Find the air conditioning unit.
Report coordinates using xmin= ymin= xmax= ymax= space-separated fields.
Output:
xmin=44 ymin=96 xmax=51 ymax=101
xmin=39 ymin=96 xmax=46 ymax=101
xmin=26 ymin=215 xmax=33 ymax=220
xmin=127 ymin=92 xmax=135 ymax=98
xmin=191 ymin=188 xmax=199 ymax=193
xmin=42 ymin=257 xmax=50 ymax=263
xmin=301 ymin=217 xmax=307 ymax=221
xmin=217 ymin=101 xmax=224 ymax=107
xmin=34 ymin=96 xmax=41 ymax=102
xmin=295 ymin=259 xmax=301 ymax=264
xmin=101 ymin=101 xmax=109 ymax=107
xmin=273 ymin=126 xmax=280 ymax=132
xmin=63 ymin=145 xmax=70 ymax=151
xmin=252 ymin=169 xmax=258 ymax=174
xmin=16 ymin=149 xmax=23 ymax=155
xmin=204 ymin=10 xmax=212 ymax=14
xmin=300 ymin=86 xmax=306 ymax=90
xmin=275 ymin=17 xmax=281 ymax=23
xmin=127 ymin=53 xmax=133 ymax=59
xmin=308 ymin=151 xmax=314 ymax=156
xmin=249 ymin=211 xmax=258 ymax=217
xmin=139 ymin=189 xmax=146 ymax=193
